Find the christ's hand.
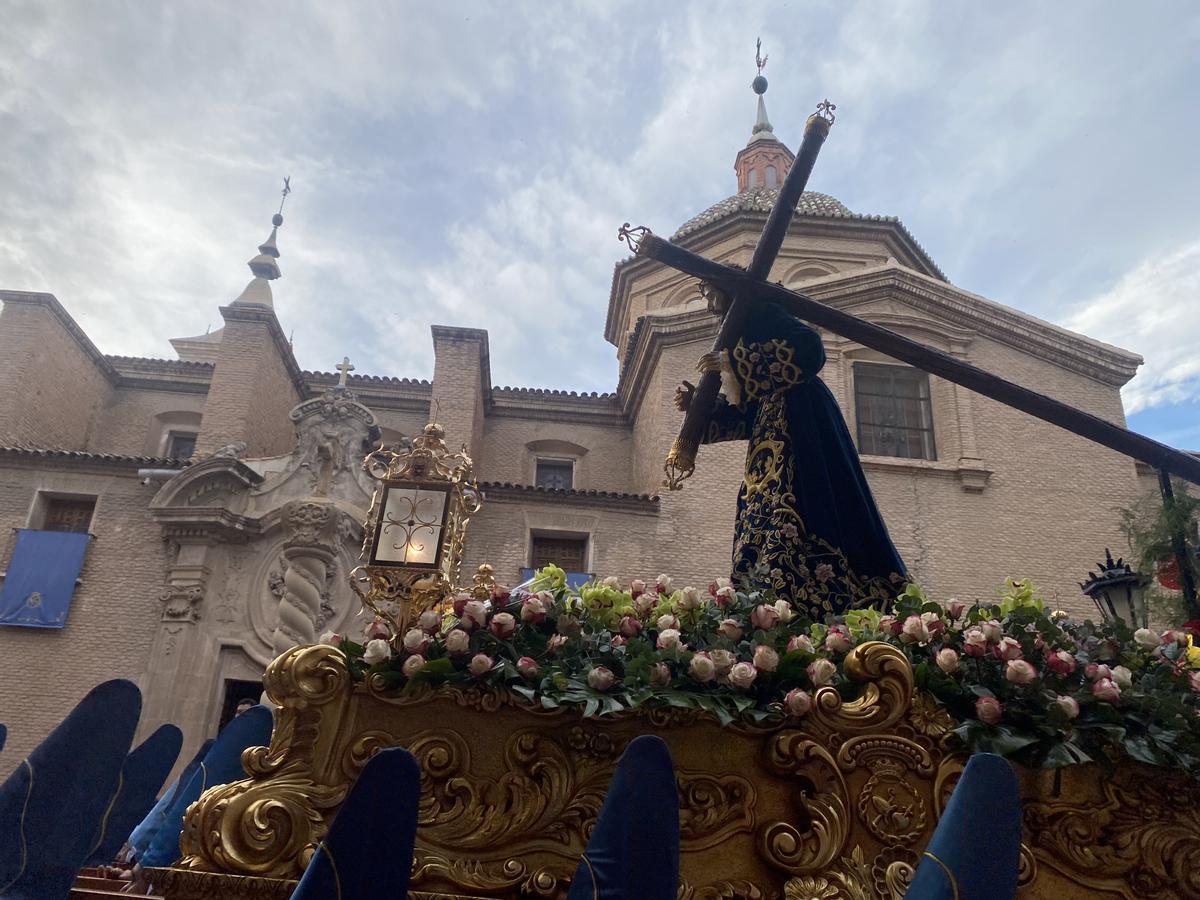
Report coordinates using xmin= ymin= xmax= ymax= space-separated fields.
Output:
xmin=674 ymin=380 xmax=695 ymax=412
xmin=696 ymin=351 xmax=723 ymax=375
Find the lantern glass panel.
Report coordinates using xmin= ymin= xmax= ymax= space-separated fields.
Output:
xmin=371 ymin=483 xmax=450 ymax=568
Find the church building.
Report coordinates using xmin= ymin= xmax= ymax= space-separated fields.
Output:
xmin=0 ymin=83 xmax=1154 ymax=775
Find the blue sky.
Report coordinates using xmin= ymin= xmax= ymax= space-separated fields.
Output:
xmin=1 ymin=2 xmax=1197 ymax=447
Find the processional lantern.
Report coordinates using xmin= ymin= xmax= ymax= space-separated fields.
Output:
xmin=1080 ymin=549 xmax=1148 ymax=629
xmin=353 ymin=423 xmax=481 ymax=635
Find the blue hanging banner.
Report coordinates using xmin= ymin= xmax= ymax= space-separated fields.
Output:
xmin=0 ymin=529 xmax=92 ymax=628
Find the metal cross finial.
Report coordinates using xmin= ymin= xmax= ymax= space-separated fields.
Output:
xmin=278 ymin=176 xmax=292 ymax=215
xmin=815 ymin=99 xmax=837 ymax=125
xmin=755 ymin=38 xmax=768 ymax=74
xmin=335 ymin=356 xmax=355 ymax=388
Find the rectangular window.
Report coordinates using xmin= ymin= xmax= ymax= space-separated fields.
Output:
xmin=853 ymin=363 xmax=936 ymax=461
xmin=41 ymin=496 xmax=96 ymax=533
xmin=166 ymin=431 xmax=197 ymax=459
xmin=529 ymin=535 xmax=587 ymax=571
xmin=535 ymin=459 xmax=574 ymax=491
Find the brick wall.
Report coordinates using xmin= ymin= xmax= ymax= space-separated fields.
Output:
xmin=0 ymin=294 xmax=113 ymax=449
xmin=91 ymin=388 xmax=208 ymax=456
xmin=430 ymin=327 xmax=487 ymax=463
xmin=0 ymin=459 xmax=168 ymax=779
xmin=195 ymin=306 xmax=301 ymax=458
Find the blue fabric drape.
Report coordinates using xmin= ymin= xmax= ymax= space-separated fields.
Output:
xmin=290 ymin=748 xmax=421 ymax=900
xmin=906 ymin=752 xmax=1022 ymax=899
xmin=0 ymin=530 xmax=92 ymax=628
xmin=0 ymin=679 xmax=142 ymax=899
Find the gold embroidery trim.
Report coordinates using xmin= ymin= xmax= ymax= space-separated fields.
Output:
xmin=87 ymin=770 xmax=125 ymax=860
xmin=921 ymin=850 xmax=961 ymax=900
xmin=579 ymin=851 xmax=599 ymax=900
xmin=0 ymin=760 xmax=34 ymax=892
xmin=319 ymin=840 xmax=344 ymax=900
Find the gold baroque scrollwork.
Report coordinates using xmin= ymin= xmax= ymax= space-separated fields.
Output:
xmin=678 ymin=879 xmax=767 ymax=899
xmin=810 ymin=642 xmax=913 ymax=735
xmin=758 ymin=734 xmax=851 ymax=874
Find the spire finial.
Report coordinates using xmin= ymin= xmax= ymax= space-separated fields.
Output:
xmin=275 ymin=176 xmax=291 ymax=225
xmin=335 ymin=356 xmax=355 ymax=389
xmin=749 ymin=39 xmax=773 ymax=141
xmin=232 ymin=179 xmax=291 ymax=307
xmin=755 ymin=37 xmax=768 ymax=76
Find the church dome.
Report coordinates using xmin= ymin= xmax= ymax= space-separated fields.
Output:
xmin=673 ymin=186 xmax=852 ymax=240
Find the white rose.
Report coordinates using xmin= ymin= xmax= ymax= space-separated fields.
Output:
xmin=417 ymin=609 xmax=442 ymax=634
xmin=462 ymin=600 xmax=489 ymax=629
xmin=1133 ymin=628 xmax=1161 ymax=650
xmin=402 ymin=628 xmax=430 ymax=654
xmin=363 ymin=639 xmax=391 ymax=665
xmin=807 ymin=658 xmax=837 ymax=686
xmin=709 ymin=649 xmax=737 ymax=675
xmin=656 ymin=613 xmax=680 ymax=631
xmin=444 ymin=628 xmax=471 ymax=655
xmin=689 ymin=651 xmax=717 ymax=683
xmin=587 ymin=666 xmax=616 ymax=691
xmin=657 ymin=628 xmax=682 ymax=651
xmin=402 ymin=654 xmax=425 ymax=678
xmin=678 ymin=587 xmax=703 ymax=611
xmin=753 ymin=644 xmax=780 ymax=672
xmin=601 ymin=576 xmax=622 ymax=589
xmin=784 ymin=689 xmax=813 ymax=717
xmin=655 ymin=574 xmax=673 ymax=593
xmin=719 ymin=618 xmax=744 ymax=641
xmin=774 ymin=599 xmax=794 ymax=624
xmin=1111 ymin=665 xmax=1133 ymax=690
xmin=467 ymin=653 xmax=494 ymax=677
xmin=728 ymin=661 xmax=758 ymax=690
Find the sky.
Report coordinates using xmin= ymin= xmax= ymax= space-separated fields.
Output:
xmin=1 ymin=2 xmax=1198 ymax=447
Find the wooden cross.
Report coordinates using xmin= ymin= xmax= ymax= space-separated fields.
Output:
xmin=335 ymin=356 xmax=355 ymax=388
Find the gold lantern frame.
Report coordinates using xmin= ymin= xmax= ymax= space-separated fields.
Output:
xmin=351 ymin=423 xmax=482 ymax=637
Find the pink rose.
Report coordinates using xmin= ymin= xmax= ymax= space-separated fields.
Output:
xmin=753 ymin=644 xmax=780 ymax=672
xmin=993 ymin=637 xmax=1023 ymax=661
xmin=467 ymin=653 xmax=494 ymax=677
xmin=451 ymin=592 xmax=472 ymax=617
xmin=751 ymin=604 xmax=781 ymax=630
xmin=1005 ymin=659 xmax=1038 ymax=684
xmin=935 ymin=648 xmax=960 ymax=674
xmin=520 ymin=597 xmax=548 ymax=624
xmin=365 ymin=618 xmax=390 ymax=641
xmin=1086 ymin=663 xmax=1112 ymax=681
xmin=655 ymin=574 xmax=673 ymax=594
xmin=402 ymin=654 xmax=425 ymax=678
xmin=417 ymin=609 xmax=442 ymax=634
xmin=689 ymin=651 xmax=717 ymax=683
xmin=980 ymin=620 xmax=1003 ymax=643
xmin=547 ymin=634 xmax=568 ymax=654
xmin=657 ymin=628 xmax=683 ymax=651
xmin=900 ymin=614 xmax=930 ymax=644
xmin=1092 ymin=677 xmax=1121 ymax=703
xmin=962 ymin=628 xmax=987 ymax=657
xmin=516 ymin=656 xmax=540 ymax=679
xmin=630 ymin=579 xmax=647 ymax=598
xmin=491 ymin=583 xmax=511 ymax=604
xmin=444 ymin=628 xmax=471 ymax=656
xmin=824 ymin=625 xmax=852 ymax=654
xmin=715 ymin=586 xmax=737 ymax=607
xmin=489 ymin=612 xmax=517 ymax=639
xmin=402 ymin=628 xmax=431 ymax=655
xmin=709 ymin=577 xmax=731 ymax=597
xmin=878 ymin=615 xmax=902 ymax=636
xmin=975 ymin=696 xmax=1003 ymax=725
xmin=678 ymin=586 xmax=703 ymax=611
xmin=709 ymin=649 xmax=737 ymax=676
xmin=610 ymin=635 xmax=627 ymax=648
xmin=619 ymin=615 xmax=642 ymax=638
xmin=728 ymin=662 xmax=758 ymax=690
xmin=1189 ymin=671 xmax=1200 ymax=693
xmin=1046 ymin=650 xmax=1077 ymax=676
xmin=587 ymin=666 xmax=615 ymax=691
xmin=1162 ymin=629 xmax=1189 ymax=648
xmin=946 ymin=599 xmax=968 ymax=621
xmin=788 ymin=634 xmax=815 ymax=653
xmin=719 ymin=619 xmax=744 ymax=642
xmin=1053 ymin=695 xmax=1080 ymax=719
xmin=807 ymin=658 xmax=837 ymax=686
xmin=784 ymin=688 xmax=813 ymax=717
xmin=633 ymin=594 xmax=658 ymax=617
xmin=656 ymin=613 xmax=680 ymax=631
xmin=650 ymin=662 xmax=672 ymax=686
xmin=462 ymin=600 xmax=489 ymax=630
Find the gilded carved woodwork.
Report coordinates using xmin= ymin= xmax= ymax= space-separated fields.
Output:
xmin=168 ymin=641 xmax=1200 ymax=900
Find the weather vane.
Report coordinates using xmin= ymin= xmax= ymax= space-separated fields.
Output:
xmin=278 ymin=176 xmax=292 ymax=216
xmin=755 ymin=37 xmax=768 ymax=75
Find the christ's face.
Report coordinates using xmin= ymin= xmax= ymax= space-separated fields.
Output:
xmin=706 ymin=290 xmax=731 ymax=317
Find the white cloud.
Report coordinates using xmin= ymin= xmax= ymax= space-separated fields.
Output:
xmin=1065 ymin=240 xmax=1200 ymax=413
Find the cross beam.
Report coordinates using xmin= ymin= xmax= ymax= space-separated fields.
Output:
xmin=622 ymin=233 xmax=1200 ymax=487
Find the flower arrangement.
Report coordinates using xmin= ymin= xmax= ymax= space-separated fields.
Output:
xmin=326 ymin=565 xmax=1200 ymax=777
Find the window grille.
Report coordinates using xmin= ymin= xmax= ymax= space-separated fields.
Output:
xmin=42 ymin=497 xmax=96 ymax=533
xmin=535 ymin=460 xmax=574 ymax=491
xmin=166 ymin=431 xmax=197 ymax=459
xmin=530 ymin=535 xmax=587 ymax=572
xmin=854 ymin=363 xmax=936 ymax=460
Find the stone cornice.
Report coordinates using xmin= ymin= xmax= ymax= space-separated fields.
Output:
xmin=107 ymin=355 xmax=214 ymax=394
xmin=219 ymin=304 xmax=310 ymax=399
xmin=0 ymin=445 xmax=188 ymax=470
xmin=804 ymin=267 xmax=1142 ymax=387
xmin=479 ymin=481 xmax=660 ymax=514
xmin=616 ymin=308 xmax=718 ymax=419
xmin=0 ymin=290 xmax=120 ymax=383
xmin=303 ymin=372 xmax=432 ymax=413
xmin=489 ymin=389 xmax=625 ymax=426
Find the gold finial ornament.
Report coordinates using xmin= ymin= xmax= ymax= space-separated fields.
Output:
xmin=617 ymin=222 xmax=653 ymax=255
xmin=815 ymin=99 xmax=837 ymax=125
xmin=664 ymin=436 xmax=698 ymax=491
xmin=351 ymin=423 xmax=481 ymax=637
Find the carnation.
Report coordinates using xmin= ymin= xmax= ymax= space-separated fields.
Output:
xmin=587 ymin=666 xmax=615 ymax=691
xmin=657 ymin=628 xmax=683 ymax=651
xmin=784 ymin=688 xmax=812 ymax=717
xmin=728 ymin=662 xmax=758 ymax=690
xmin=975 ymin=695 xmax=1003 ymax=725
xmin=444 ymin=628 xmax=471 ymax=656
xmin=467 ymin=653 xmax=494 ymax=678
xmin=689 ymin=651 xmax=717 ymax=683
xmin=489 ymin=612 xmax=517 ymax=639
xmin=753 ymin=644 xmax=780 ymax=672
xmin=363 ymin=638 xmax=391 ymax=665
xmin=402 ymin=654 xmax=425 ymax=678
xmin=807 ymin=658 xmax=837 ymax=686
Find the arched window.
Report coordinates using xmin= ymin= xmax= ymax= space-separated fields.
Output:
xmin=765 ymin=165 xmax=778 ymax=187
xmin=748 ymin=169 xmax=760 ymax=188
